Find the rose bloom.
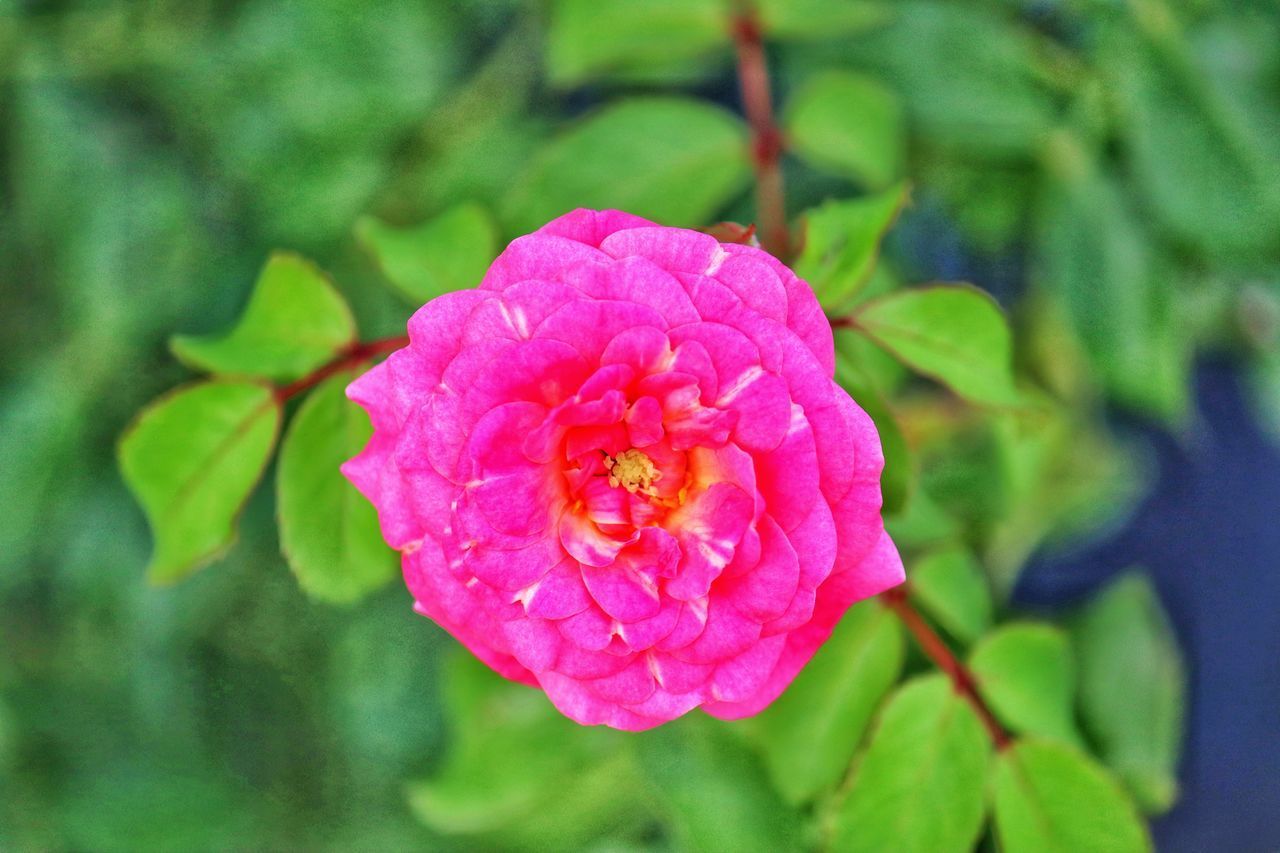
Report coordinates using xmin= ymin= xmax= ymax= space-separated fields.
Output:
xmin=343 ymin=209 xmax=903 ymax=730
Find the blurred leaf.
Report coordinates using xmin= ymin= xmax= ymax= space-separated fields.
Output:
xmin=785 ymin=70 xmax=903 ymax=188
xmin=409 ymin=653 xmax=644 ymax=849
xmin=835 ymin=349 xmax=912 ymax=513
xmin=1252 ymin=347 xmax=1280 ymax=441
xmin=757 ymin=0 xmax=891 ymax=41
xmin=1035 ymin=132 xmax=1190 ymax=421
xmin=844 ymin=1 xmax=1056 ymax=159
xmin=1073 ymin=572 xmax=1185 ymax=814
xmin=119 ymin=381 xmax=280 ymax=583
xmin=60 ymin=763 xmax=256 ymax=852
xmin=910 ymin=547 xmax=992 ymax=644
xmin=401 ymin=17 xmax=549 ymax=213
xmin=831 ymin=674 xmax=991 ymax=852
xmin=154 ymin=0 xmax=463 ymax=247
xmin=546 ymin=0 xmax=728 ymax=86
xmin=794 ymin=183 xmax=909 ymax=310
xmin=638 ymin=716 xmax=803 ymax=852
xmin=752 ymin=600 xmax=904 ymax=804
xmin=171 ymin=253 xmax=355 ymax=382
xmin=918 ymin=153 xmax=1033 ymax=251
xmin=984 ymin=407 xmax=1147 ymax=597
xmin=850 ymin=284 xmax=1022 ymax=407
xmin=327 ymin=597 xmax=445 ymax=772
xmin=1105 ymin=20 xmax=1280 ymax=258
xmin=1019 ymin=292 xmax=1099 ymax=406
xmin=357 ymin=202 xmax=497 ymax=303
xmin=970 ymin=623 xmax=1082 ymax=747
xmin=885 ymin=489 xmax=961 ymax=550
xmin=277 ymin=372 xmax=397 ymax=604
xmin=993 ymin=739 xmax=1151 ymax=853
xmin=503 ymin=97 xmax=750 ymax=233
xmin=544 ymin=0 xmax=891 ymax=84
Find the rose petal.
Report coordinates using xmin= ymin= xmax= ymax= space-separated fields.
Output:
xmin=480 ymin=234 xmax=608 ymax=291
xmin=666 ymin=483 xmax=754 ymax=601
xmin=536 ymin=208 xmax=657 ymax=247
xmin=722 ymin=515 xmax=800 ymax=623
xmin=522 ymin=558 xmax=593 ymax=619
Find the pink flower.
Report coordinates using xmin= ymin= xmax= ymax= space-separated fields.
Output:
xmin=343 ymin=209 xmax=904 ymax=730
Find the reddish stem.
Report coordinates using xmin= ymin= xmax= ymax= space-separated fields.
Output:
xmin=274 ymin=335 xmax=409 ymax=402
xmin=880 ymin=585 xmax=1012 ymax=750
xmin=731 ymin=6 xmax=791 ymax=261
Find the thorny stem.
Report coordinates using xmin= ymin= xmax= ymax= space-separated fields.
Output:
xmin=880 ymin=585 xmax=1013 ymax=750
xmin=273 ymin=335 xmax=409 ymax=402
xmin=731 ymin=5 xmax=791 ymax=261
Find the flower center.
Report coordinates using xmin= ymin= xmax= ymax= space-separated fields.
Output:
xmin=604 ymin=449 xmax=662 ymax=495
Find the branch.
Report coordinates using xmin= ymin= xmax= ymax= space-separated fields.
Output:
xmin=731 ymin=6 xmax=790 ymax=261
xmin=274 ymin=335 xmax=409 ymax=403
xmin=880 ymin=585 xmax=1012 ymax=750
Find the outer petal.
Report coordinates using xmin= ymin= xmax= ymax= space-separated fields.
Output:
xmin=403 ymin=540 xmax=537 ymax=687
xmin=598 ymin=226 xmax=723 ymax=275
xmin=535 ymin=208 xmax=657 ymax=247
xmin=538 ymin=670 xmax=667 ymax=731
xmin=702 ymin=530 xmax=903 ymax=720
xmin=480 ymin=234 xmax=608 ymax=290
xmin=722 ymin=242 xmax=834 ymax=375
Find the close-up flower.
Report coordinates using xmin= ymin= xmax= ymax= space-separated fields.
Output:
xmin=342 ymin=208 xmax=904 ymax=729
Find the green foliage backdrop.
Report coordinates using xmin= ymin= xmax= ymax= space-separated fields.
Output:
xmin=3 ymin=0 xmax=1276 ymax=849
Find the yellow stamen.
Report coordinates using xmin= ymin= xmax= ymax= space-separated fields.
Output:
xmin=604 ymin=449 xmax=662 ymax=495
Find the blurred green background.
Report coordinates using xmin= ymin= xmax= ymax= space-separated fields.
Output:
xmin=2 ymin=0 xmax=1278 ymax=850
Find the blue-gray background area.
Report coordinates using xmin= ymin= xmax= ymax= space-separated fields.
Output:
xmin=1016 ymin=359 xmax=1280 ymax=852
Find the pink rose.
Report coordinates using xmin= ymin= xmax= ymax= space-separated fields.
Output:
xmin=343 ymin=209 xmax=904 ymax=730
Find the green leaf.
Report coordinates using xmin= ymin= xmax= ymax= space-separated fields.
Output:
xmin=1105 ymin=22 xmax=1280 ymax=258
xmin=846 ymin=2 xmax=1056 ymax=159
xmin=752 ymin=600 xmax=904 ymax=804
xmin=757 ymin=0 xmax=891 ymax=41
xmin=503 ymin=97 xmax=750 ymax=233
xmin=119 ymin=380 xmax=280 ymax=583
xmin=885 ymin=489 xmax=961 ymax=550
xmin=276 ymin=372 xmax=397 ymax=604
xmin=637 ymin=716 xmax=803 ymax=852
xmin=544 ymin=0 xmax=891 ymax=84
xmin=794 ymin=183 xmax=909 ymax=310
xmin=910 ymin=547 xmax=992 ymax=644
xmin=356 ymin=202 xmax=498 ymax=304
xmin=785 ymin=71 xmax=903 ymax=188
xmin=993 ymin=739 xmax=1151 ymax=853
xmin=918 ymin=153 xmax=1033 ymax=251
xmin=1035 ymin=132 xmax=1189 ymax=421
xmin=983 ymin=405 xmax=1148 ymax=599
xmin=409 ymin=652 xmax=645 ymax=849
xmin=546 ymin=0 xmax=728 ymax=86
xmin=850 ymin=284 xmax=1022 ymax=407
xmin=970 ymin=623 xmax=1082 ymax=747
xmin=1251 ymin=343 xmax=1280 ymax=442
xmin=1073 ymin=572 xmax=1184 ymax=814
xmin=831 ymin=674 xmax=991 ymax=853
xmin=170 ymin=253 xmax=356 ymax=383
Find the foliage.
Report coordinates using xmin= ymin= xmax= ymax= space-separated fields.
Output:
xmin=8 ymin=0 xmax=1267 ymax=847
